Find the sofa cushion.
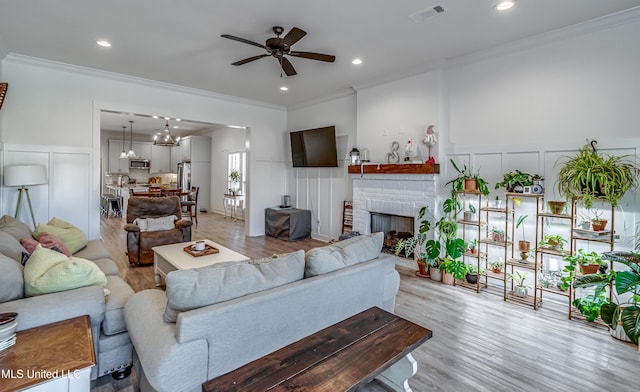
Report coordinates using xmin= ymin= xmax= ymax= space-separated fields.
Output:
xmin=0 ymin=231 xmax=28 ymax=263
xmin=34 ymin=218 xmax=88 ymax=254
xmin=73 ymin=239 xmax=111 ymax=261
xmin=102 ymin=275 xmax=135 ymax=335
xmin=304 ymin=232 xmax=384 ymax=278
xmin=163 ymin=250 xmax=305 ymax=322
xmin=0 ymin=253 xmax=24 ymax=302
xmin=20 ymin=232 xmax=73 ymax=257
xmin=0 ymin=215 xmax=33 ymax=242
xmin=93 ymin=258 xmax=121 ymax=277
xmin=23 ymin=245 xmax=107 ymax=297
xmin=134 ymin=215 xmax=177 ymax=232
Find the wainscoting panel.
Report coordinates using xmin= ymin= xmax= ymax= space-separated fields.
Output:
xmin=50 ymin=152 xmax=91 ymax=234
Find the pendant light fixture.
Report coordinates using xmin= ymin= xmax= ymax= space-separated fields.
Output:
xmin=119 ymin=126 xmax=128 ymax=158
xmin=153 ymin=119 xmax=181 ymax=146
xmin=127 ymin=120 xmax=137 ymax=158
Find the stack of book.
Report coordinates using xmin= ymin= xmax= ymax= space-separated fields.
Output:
xmin=0 ymin=312 xmax=18 ymax=353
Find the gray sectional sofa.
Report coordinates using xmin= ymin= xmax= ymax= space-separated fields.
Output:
xmin=124 ymin=232 xmax=403 ymax=392
xmin=0 ymin=215 xmax=134 ymax=380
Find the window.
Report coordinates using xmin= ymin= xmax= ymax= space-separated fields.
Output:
xmin=228 ymin=151 xmax=246 ymax=195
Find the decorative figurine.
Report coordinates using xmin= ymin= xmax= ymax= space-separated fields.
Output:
xmin=421 ymin=125 xmax=437 ymax=164
xmin=404 ymin=139 xmax=417 ymax=161
xmin=386 ymin=141 xmax=400 ymax=163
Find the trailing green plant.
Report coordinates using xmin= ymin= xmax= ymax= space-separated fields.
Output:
xmin=556 ymin=142 xmax=640 ymax=209
xmin=538 ymin=234 xmax=567 ymax=250
xmin=575 ymin=251 xmax=640 ymax=343
xmin=446 ymin=159 xmax=490 ymax=197
xmin=559 ymin=249 xmax=604 ymax=291
xmin=573 ymin=291 xmax=610 ymax=322
xmin=495 ymin=170 xmax=536 ymax=192
xmin=466 ymin=264 xmax=485 ymax=275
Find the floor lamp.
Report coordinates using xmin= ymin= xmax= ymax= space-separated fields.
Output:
xmin=3 ymin=164 xmax=48 ymax=228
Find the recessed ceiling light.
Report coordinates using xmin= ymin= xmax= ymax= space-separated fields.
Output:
xmin=164 ymin=117 xmax=170 ymax=120
xmin=152 ymin=115 xmax=159 ymax=119
xmin=176 ymin=118 xmax=181 ymax=121
xmin=280 ymin=86 xmax=288 ymax=91
xmin=173 ymin=126 xmax=179 ymax=129
xmin=352 ymin=58 xmax=363 ymax=65
xmin=228 ymin=125 xmax=246 ymax=129
xmin=495 ymin=1 xmax=515 ymax=11
xmin=96 ymin=40 xmax=111 ymax=47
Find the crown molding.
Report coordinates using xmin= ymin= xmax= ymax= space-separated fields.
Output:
xmin=288 ymin=88 xmax=356 ymax=111
xmin=3 ymin=53 xmax=286 ymax=112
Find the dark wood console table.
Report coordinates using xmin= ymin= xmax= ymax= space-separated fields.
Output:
xmin=202 ymin=307 xmax=432 ymax=392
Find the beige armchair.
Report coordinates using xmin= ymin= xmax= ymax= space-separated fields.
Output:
xmin=124 ymin=196 xmax=193 ymax=265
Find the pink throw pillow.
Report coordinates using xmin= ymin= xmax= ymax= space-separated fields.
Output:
xmin=20 ymin=232 xmax=73 ymax=257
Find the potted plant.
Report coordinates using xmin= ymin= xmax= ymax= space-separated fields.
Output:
xmin=490 ymin=227 xmax=505 ymax=243
xmin=590 ymin=210 xmax=608 ymax=231
xmin=446 ymin=159 xmax=490 ymax=196
xmin=575 ymin=251 xmax=640 ymax=343
xmin=229 ymin=170 xmax=241 ymax=195
xmin=467 ymin=238 xmax=478 ymax=255
xmin=557 ymin=141 xmax=640 ymax=209
xmin=438 ymin=237 xmax=466 ymax=285
xmin=559 ymin=249 xmax=604 ymax=291
xmin=489 ymin=260 xmax=503 ymax=274
xmin=465 ymin=264 xmax=485 ymax=284
xmin=510 ymin=271 xmax=531 ymax=298
xmin=572 ymin=291 xmax=610 ymax=323
xmin=538 ymin=234 xmax=567 ymax=251
xmin=494 ymin=169 xmax=534 ymax=193
xmin=547 ymin=201 xmax=566 ymax=215
xmin=463 ymin=204 xmax=476 ymax=222
xmin=515 ymin=214 xmax=530 ymax=259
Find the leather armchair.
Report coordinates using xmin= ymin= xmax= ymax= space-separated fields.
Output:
xmin=124 ymin=196 xmax=193 ymax=265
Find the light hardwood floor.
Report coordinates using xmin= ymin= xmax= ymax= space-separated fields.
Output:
xmin=93 ymin=211 xmax=640 ymax=392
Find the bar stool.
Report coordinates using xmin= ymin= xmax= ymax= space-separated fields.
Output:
xmin=101 ymin=194 xmax=121 ymax=217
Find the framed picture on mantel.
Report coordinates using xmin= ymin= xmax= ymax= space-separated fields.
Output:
xmin=0 ymin=83 xmax=7 ymax=111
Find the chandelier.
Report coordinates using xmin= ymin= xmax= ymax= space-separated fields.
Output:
xmin=154 ymin=120 xmax=181 ymax=146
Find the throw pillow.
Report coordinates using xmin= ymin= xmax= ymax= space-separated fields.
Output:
xmin=20 ymin=232 xmax=72 ymax=256
xmin=0 ymin=231 xmax=28 ymax=263
xmin=0 ymin=215 xmax=33 ymax=242
xmin=304 ymin=232 xmax=384 ymax=278
xmin=146 ymin=215 xmax=177 ymax=232
xmin=34 ymin=217 xmax=88 ymax=254
xmin=0 ymin=253 xmax=24 ymax=302
xmin=163 ymin=249 xmax=305 ymax=323
xmin=23 ymin=244 xmax=107 ymax=297
xmin=133 ymin=218 xmax=148 ymax=232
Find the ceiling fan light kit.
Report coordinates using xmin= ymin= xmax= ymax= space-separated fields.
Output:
xmin=222 ymin=26 xmax=335 ymax=77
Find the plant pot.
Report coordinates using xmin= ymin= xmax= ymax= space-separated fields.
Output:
xmin=464 ymin=211 xmax=475 ymax=221
xmin=442 ymin=272 xmax=454 ymax=285
xmin=579 ymin=221 xmax=591 ymax=230
xmin=416 ymin=260 xmax=429 ymax=278
xmin=466 ymin=273 xmax=478 ymax=284
xmin=491 ymin=267 xmax=502 ymax=274
xmin=518 ymin=241 xmax=531 ymax=252
xmin=548 ymin=239 xmax=560 ymax=249
xmin=429 ymin=265 xmax=442 ymax=282
xmin=580 ymin=264 xmax=600 ymax=274
xmin=591 ymin=219 xmax=608 ymax=231
xmin=469 ymin=248 xmax=477 ymax=255
xmin=464 ymin=178 xmax=477 ymax=192
xmin=492 ymin=233 xmax=505 ymax=243
xmin=514 ymin=285 xmax=528 ymax=298
xmin=548 ymin=201 xmax=566 ymax=215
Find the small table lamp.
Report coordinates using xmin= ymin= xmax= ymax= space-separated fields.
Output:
xmin=3 ymin=164 xmax=48 ymax=228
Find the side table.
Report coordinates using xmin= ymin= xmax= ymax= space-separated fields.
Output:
xmin=0 ymin=315 xmax=95 ymax=392
xmin=265 ymin=207 xmax=311 ymax=241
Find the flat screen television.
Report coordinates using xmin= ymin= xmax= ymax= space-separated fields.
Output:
xmin=290 ymin=126 xmax=338 ymax=167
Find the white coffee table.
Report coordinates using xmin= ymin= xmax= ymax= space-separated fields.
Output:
xmin=153 ymin=240 xmax=250 ymax=286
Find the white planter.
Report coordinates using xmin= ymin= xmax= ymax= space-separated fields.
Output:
xmin=514 ymin=285 xmax=528 ymax=298
xmin=429 ymin=265 xmax=442 ymax=282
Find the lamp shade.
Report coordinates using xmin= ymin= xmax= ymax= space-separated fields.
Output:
xmin=3 ymin=164 xmax=48 ymax=187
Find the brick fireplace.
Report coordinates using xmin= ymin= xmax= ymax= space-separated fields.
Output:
xmin=352 ymin=172 xmax=439 ymax=268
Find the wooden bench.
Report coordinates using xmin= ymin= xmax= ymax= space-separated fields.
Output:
xmin=202 ymin=307 xmax=432 ymax=392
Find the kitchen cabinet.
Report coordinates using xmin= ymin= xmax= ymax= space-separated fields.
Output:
xmin=108 ymin=140 xmax=129 ymax=173
xmin=170 ymin=146 xmax=180 ymax=172
xmin=151 ymin=145 xmax=172 ymax=173
xmin=179 ymin=137 xmax=192 ymax=161
xmin=132 ymin=141 xmax=152 ymax=160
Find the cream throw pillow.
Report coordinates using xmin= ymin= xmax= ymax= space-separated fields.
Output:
xmin=24 ymin=244 xmax=107 ymax=297
xmin=146 ymin=215 xmax=177 ymax=232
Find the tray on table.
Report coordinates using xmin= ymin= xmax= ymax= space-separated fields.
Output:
xmin=183 ymin=244 xmax=220 ymax=257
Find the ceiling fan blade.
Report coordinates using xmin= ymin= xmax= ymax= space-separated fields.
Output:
xmin=289 ymin=51 xmax=336 ymax=63
xmin=282 ymin=27 xmax=307 ymax=47
xmin=231 ymin=54 xmax=270 ymax=66
xmin=221 ymin=34 xmax=267 ymax=50
xmin=280 ymin=57 xmax=297 ymax=76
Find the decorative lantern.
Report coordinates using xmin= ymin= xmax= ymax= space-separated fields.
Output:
xmin=349 ymin=148 xmax=360 ymax=165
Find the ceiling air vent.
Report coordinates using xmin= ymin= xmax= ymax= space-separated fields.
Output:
xmin=408 ymin=3 xmax=447 ymax=23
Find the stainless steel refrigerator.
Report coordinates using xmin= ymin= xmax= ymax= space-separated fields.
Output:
xmin=177 ymin=161 xmax=191 ymax=192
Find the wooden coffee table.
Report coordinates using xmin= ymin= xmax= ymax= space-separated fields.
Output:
xmin=202 ymin=307 xmax=432 ymax=392
xmin=0 ymin=315 xmax=95 ymax=392
xmin=153 ymin=239 xmax=249 ymax=286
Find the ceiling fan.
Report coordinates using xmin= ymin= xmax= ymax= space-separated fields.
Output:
xmin=221 ymin=26 xmax=336 ymax=77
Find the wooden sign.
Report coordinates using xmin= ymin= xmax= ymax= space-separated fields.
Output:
xmin=0 ymin=83 xmax=7 ymax=110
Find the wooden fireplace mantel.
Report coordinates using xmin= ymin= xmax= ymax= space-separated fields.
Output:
xmin=348 ymin=163 xmax=440 ymax=175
